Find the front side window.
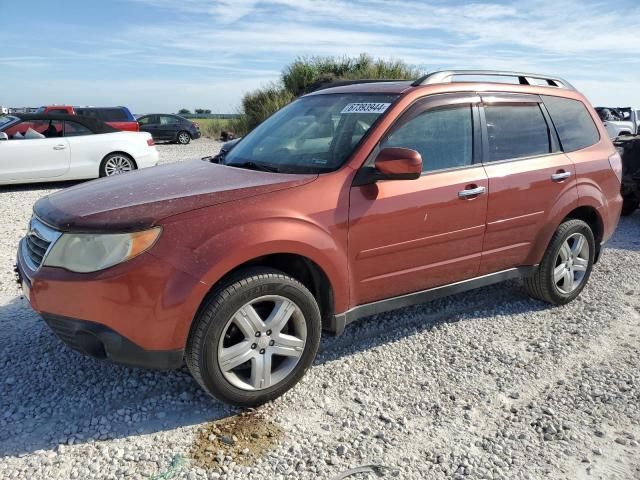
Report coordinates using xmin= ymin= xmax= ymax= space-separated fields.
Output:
xmin=224 ymin=93 xmax=399 ymax=173
xmin=484 ymin=104 xmax=550 ymax=162
xmin=382 ymin=105 xmax=473 ymax=172
xmin=64 ymin=121 xmax=93 ymax=137
xmin=542 ymin=96 xmax=600 ymax=152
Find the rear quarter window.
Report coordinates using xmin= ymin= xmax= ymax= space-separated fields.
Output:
xmin=542 ymin=96 xmax=600 ymax=152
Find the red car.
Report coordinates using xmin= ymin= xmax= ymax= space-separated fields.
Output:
xmin=36 ymin=106 xmax=139 ymax=132
xmin=17 ymin=70 xmax=622 ymax=407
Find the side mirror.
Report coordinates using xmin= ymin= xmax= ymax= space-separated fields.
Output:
xmin=0 ymin=132 xmax=8 ymax=141
xmin=374 ymin=147 xmax=422 ymax=180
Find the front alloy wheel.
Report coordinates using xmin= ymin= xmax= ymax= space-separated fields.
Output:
xmin=218 ymin=295 xmax=307 ymax=391
xmin=186 ymin=268 xmax=321 ymax=407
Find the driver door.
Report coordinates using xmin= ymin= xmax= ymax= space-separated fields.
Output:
xmin=0 ymin=120 xmax=70 ymax=182
xmin=348 ymin=94 xmax=488 ymax=305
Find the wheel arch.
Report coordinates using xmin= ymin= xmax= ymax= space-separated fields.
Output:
xmin=194 ymin=253 xmax=336 ymax=333
xmin=563 ymin=205 xmax=604 ymax=262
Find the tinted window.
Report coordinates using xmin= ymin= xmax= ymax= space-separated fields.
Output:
xmin=382 ymin=105 xmax=473 ymax=171
xmin=484 ymin=104 xmax=550 ymax=162
xmin=137 ymin=116 xmax=152 ymax=125
xmin=542 ymin=96 xmax=600 ymax=152
xmin=76 ymin=108 xmax=129 ymax=122
xmin=64 ymin=121 xmax=93 ymax=137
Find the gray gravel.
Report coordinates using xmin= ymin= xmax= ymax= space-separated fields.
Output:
xmin=1 ymin=142 xmax=639 ymax=479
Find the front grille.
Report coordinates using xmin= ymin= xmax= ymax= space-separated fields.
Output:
xmin=25 ymin=232 xmax=51 ymax=268
xmin=21 ymin=216 xmax=62 ymax=270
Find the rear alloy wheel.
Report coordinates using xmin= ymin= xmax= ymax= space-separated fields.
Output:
xmin=186 ymin=268 xmax=321 ymax=406
xmin=100 ymin=153 xmax=136 ymax=177
xmin=177 ymin=131 xmax=191 ymax=145
xmin=524 ymin=219 xmax=595 ymax=305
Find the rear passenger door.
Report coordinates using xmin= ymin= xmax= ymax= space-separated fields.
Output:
xmin=479 ymin=93 xmax=577 ymax=275
xmin=158 ymin=115 xmax=182 ymax=140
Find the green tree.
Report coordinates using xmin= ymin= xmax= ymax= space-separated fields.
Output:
xmin=231 ymin=54 xmax=422 ymax=135
xmin=178 ymin=108 xmax=191 ymax=115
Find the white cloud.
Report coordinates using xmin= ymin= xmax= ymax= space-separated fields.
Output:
xmin=5 ymin=0 xmax=640 ymax=110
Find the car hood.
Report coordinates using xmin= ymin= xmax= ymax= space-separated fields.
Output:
xmin=34 ymin=160 xmax=317 ymax=232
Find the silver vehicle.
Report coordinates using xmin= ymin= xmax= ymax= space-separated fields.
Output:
xmin=596 ymin=107 xmax=640 ymax=139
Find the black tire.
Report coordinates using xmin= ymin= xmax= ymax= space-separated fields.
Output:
xmin=524 ymin=219 xmax=595 ymax=305
xmin=621 ymin=198 xmax=639 ymax=217
xmin=186 ymin=268 xmax=321 ymax=407
xmin=176 ymin=130 xmax=191 ymax=145
xmin=99 ymin=153 xmax=137 ymax=177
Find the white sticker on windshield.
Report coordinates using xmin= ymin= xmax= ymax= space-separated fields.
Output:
xmin=341 ymin=103 xmax=391 ymax=114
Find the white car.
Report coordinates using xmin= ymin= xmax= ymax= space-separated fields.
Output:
xmin=0 ymin=114 xmax=159 ymax=185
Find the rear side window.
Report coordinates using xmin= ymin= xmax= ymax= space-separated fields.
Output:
xmin=160 ymin=116 xmax=181 ymax=125
xmin=542 ymin=96 xmax=600 ymax=152
xmin=382 ymin=105 xmax=473 ymax=172
xmin=484 ymin=104 xmax=550 ymax=162
xmin=76 ymin=108 xmax=131 ymax=122
xmin=64 ymin=121 xmax=93 ymax=137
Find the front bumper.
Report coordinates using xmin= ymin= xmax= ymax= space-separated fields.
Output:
xmin=42 ymin=313 xmax=184 ymax=369
xmin=16 ymin=240 xmax=209 ymax=369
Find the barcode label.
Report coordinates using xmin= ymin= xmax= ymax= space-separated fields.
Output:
xmin=341 ymin=103 xmax=391 ymax=114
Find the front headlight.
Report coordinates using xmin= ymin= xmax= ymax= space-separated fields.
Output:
xmin=43 ymin=227 xmax=161 ymax=273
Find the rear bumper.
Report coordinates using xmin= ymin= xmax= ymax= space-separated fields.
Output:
xmin=137 ymin=149 xmax=160 ymax=169
xmin=42 ymin=313 xmax=184 ymax=369
xmin=190 ymin=130 xmax=201 ymax=140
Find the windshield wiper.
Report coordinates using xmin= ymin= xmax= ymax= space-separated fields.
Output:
xmin=227 ymin=161 xmax=280 ymax=173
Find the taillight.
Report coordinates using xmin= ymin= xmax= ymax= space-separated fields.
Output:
xmin=608 ymin=151 xmax=622 ymax=182
xmin=147 ymin=138 xmax=155 ymax=147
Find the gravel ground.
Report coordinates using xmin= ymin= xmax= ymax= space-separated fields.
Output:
xmin=1 ymin=140 xmax=639 ymax=479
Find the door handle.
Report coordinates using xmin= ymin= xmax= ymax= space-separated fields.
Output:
xmin=458 ymin=186 xmax=486 ymax=199
xmin=53 ymin=144 xmax=66 ymax=150
xmin=551 ymin=171 xmax=571 ymax=182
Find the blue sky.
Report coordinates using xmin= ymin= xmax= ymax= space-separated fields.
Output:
xmin=1 ymin=0 xmax=639 ymax=113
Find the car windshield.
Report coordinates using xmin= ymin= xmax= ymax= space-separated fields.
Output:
xmin=0 ymin=116 xmax=18 ymax=128
xmin=224 ymin=93 xmax=398 ymax=173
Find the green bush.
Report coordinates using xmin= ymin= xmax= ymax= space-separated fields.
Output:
xmin=283 ymin=54 xmax=422 ymax=96
xmin=231 ymin=54 xmax=422 ymax=136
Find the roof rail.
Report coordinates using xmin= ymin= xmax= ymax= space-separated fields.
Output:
xmin=412 ymin=70 xmax=575 ymax=91
xmin=311 ymin=79 xmax=406 ymax=92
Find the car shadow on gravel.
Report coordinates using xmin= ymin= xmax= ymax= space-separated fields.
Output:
xmin=0 ymin=296 xmax=237 ymax=457
xmin=316 ymin=280 xmax=549 ymax=365
xmin=0 ymin=180 xmax=84 ymax=193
